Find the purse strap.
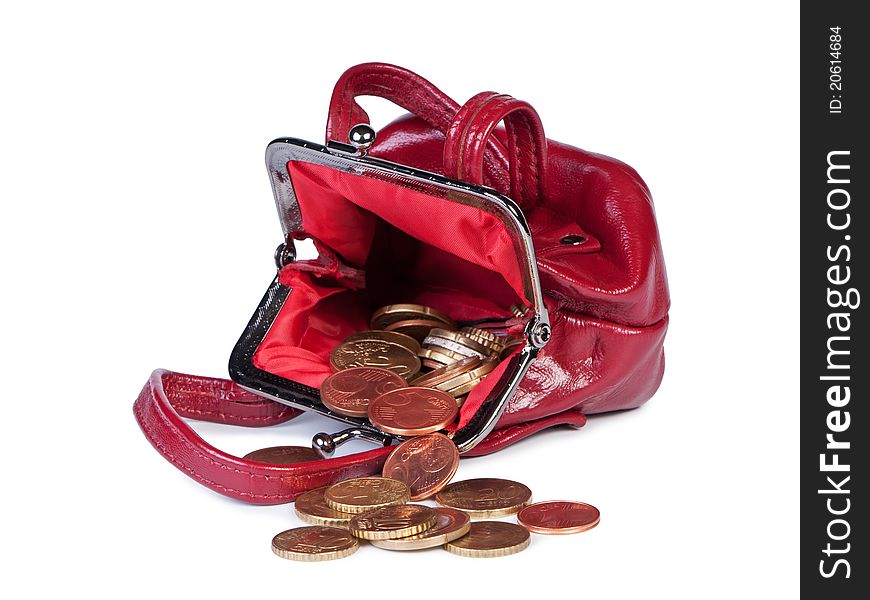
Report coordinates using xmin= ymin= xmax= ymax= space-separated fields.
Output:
xmin=325 ymin=63 xmax=511 ymax=191
xmin=443 ymin=92 xmax=548 ymax=209
xmin=133 ymin=369 xmax=392 ymax=505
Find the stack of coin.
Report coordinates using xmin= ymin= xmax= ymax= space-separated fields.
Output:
xmin=271 ymin=471 xmax=601 ymax=561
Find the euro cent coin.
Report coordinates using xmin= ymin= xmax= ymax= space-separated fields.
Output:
xmin=348 ymin=504 xmax=437 ymax=540
xmin=370 ymin=304 xmax=455 ymax=330
xmin=435 ymin=478 xmax=532 ymax=518
xmin=330 ymin=338 xmax=421 ymax=380
xmin=368 ymin=387 xmax=459 ymax=436
xmin=382 ymin=433 xmax=460 ymax=500
xmin=517 ymin=501 xmax=600 ymax=534
xmin=324 ymin=476 xmax=411 ymax=514
xmin=271 ymin=526 xmax=359 ymax=561
xmin=293 ymin=487 xmax=354 ymax=527
xmin=320 ymin=367 xmax=406 ymax=417
xmin=370 ymin=507 xmax=471 ymax=550
xmin=243 ymin=446 xmax=322 ymax=464
xmin=444 ymin=521 xmax=530 ymax=558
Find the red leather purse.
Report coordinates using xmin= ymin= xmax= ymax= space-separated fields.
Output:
xmin=134 ymin=63 xmax=669 ymax=505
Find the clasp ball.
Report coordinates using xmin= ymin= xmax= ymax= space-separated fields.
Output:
xmin=348 ymin=123 xmax=376 ymax=152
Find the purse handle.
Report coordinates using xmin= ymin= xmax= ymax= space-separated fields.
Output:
xmin=325 ymin=63 xmax=511 ymax=190
xmin=133 ymin=369 xmax=392 ymax=505
xmin=443 ymin=92 xmax=548 ymax=209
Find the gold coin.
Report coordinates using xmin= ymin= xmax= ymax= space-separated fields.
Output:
xmin=348 ymin=504 xmax=436 ymax=540
xmin=343 ymin=330 xmax=421 ymax=354
xmin=411 ymin=356 xmax=482 ymax=388
xmin=384 ymin=319 xmax=445 ymax=342
xmin=371 ymin=304 xmax=455 ymax=330
xmin=423 ymin=333 xmax=489 ymax=359
xmin=434 ymin=359 xmax=498 ymax=393
xmin=294 ymin=487 xmax=354 ymax=527
xmin=271 ymin=526 xmax=359 ymax=561
xmin=435 ymin=478 xmax=532 ymax=518
xmin=419 ymin=346 xmax=465 ymax=365
xmin=444 ymin=521 xmax=530 ymax=558
xmin=330 ymin=338 xmax=420 ymax=380
xmin=499 ymin=335 xmax=525 ymax=359
xmin=461 ymin=327 xmax=500 ymax=344
xmin=443 ymin=375 xmax=485 ymax=398
xmin=370 ymin=508 xmax=471 ymax=550
xmin=324 ymin=477 xmax=411 ymax=514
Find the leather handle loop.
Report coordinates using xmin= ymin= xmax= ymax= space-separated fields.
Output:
xmin=325 ymin=63 xmax=511 ymax=191
xmin=133 ymin=370 xmax=391 ymax=505
xmin=444 ymin=92 xmax=548 ymax=208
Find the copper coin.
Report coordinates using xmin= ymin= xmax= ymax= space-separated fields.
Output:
xmin=411 ymin=356 xmax=481 ymax=388
xmin=324 ymin=476 xmax=411 ymax=514
xmin=294 ymin=487 xmax=354 ymax=527
xmin=435 ymin=478 xmax=532 ymax=518
xmin=517 ymin=501 xmax=601 ymax=534
xmin=271 ymin=526 xmax=359 ymax=561
xmin=384 ymin=319 xmax=445 ymax=342
xmin=368 ymin=387 xmax=459 ymax=436
xmin=348 ymin=504 xmax=437 ymax=540
xmin=320 ymin=367 xmax=406 ymax=417
xmin=371 ymin=304 xmax=455 ymax=330
xmin=243 ymin=446 xmax=322 ymax=464
xmin=383 ymin=433 xmax=460 ymax=500
xmin=343 ymin=329 xmax=421 ymax=354
xmin=330 ymin=339 xmax=420 ymax=380
xmin=371 ymin=507 xmax=471 ymax=550
xmin=443 ymin=375 xmax=485 ymax=398
xmin=444 ymin=521 xmax=530 ymax=558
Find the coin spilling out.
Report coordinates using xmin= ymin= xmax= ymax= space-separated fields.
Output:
xmin=435 ymin=478 xmax=533 ymax=518
xmin=411 ymin=356 xmax=481 ymax=388
xmin=271 ymin=526 xmax=359 ymax=562
xmin=294 ymin=487 xmax=354 ymax=527
xmin=370 ymin=507 xmax=471 ymax=551
xmin=517 ymin=501 xmax=601 ymax=534
xmin=382 ymin=433 xmax=460 ymax=500
xmin=444 ymin=521 xmax=531 ymax=558
xmin=320 ymin=367 xmax=406 ymax=417
xmin=368 ymin=387 xmax=458 ymax=436
xmin=243 ymin=446 xmax=322 ymax=464
xmin=324 ymin=477 xmax=411 ymax=514
xmin=348 ymin=504 xmax=437 ymax=540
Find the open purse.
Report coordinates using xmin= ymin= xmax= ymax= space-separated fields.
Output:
xmin=133 ymin=63 xmax=670 ymax=504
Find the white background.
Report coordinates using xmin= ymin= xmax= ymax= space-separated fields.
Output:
xmin=1 ymin=2 xmax=799 ymax=598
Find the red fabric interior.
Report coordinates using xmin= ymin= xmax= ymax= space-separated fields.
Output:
xmin=253 ymin=161 xmax=530 ymax=429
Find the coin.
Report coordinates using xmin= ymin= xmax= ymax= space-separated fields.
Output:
xmin=418 ymin=347 xmax=463 ymax=369
xmin=435 ymin=478 xmax=532 ymax=518
xmin=370 ymin=508 xmax=471 ymax=550
xmin=348 ymin=504 xmax=437 ymax=540
xmin=271 ymin=526 xmax=359 ymax=561
xmin=499 ymin=335 xmax=525 ymax=359
xmin=384 ymin=319 xmax=445 ymax=342
xmin=433 ymin=359 xmax=498 ymax=393
xmin=411 ymin=356 xmax=482 ymax=388
xmin=242 ymin=446 xmax=322 ymax=464
xmin=443 ymin=375 xmax=485 ymax=398
xmin=330 ymin=338 xmax=420 ymax=379
xmin=368 ymin=387 xmax=459 ymax=436
xmin=461 ymin=326 xmax=500 ymax=344
xmin=371 ymin=304 xmax=455 ymax=330
xmin=382 ymin=433 xmax=460 ymax=500
xmin=324 ymin=476 xmax=411 ymax=514
xmin=320 ymin=367 xmax=406 ymax=417
xmin=517 ymin=501 xmax=601 ymax=534
xmin=426 ymin=328 xmax=492 ymax=356
xmin=294 ymin=487 xmax=355 ymax=527
xmin=444 ymin=521 xmax=530 ymax=558
xmin=343 ymin=330 xmax=421 ymax=354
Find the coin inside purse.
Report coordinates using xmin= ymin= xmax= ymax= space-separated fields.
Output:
xmin=250 ymin=159 xmax=533 ymax=431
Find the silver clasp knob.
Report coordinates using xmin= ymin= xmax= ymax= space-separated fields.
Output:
xmin=348 ymin=123 xmax=376 ymax=156
xmin=312 ymin=427 xmax=394 ymax=458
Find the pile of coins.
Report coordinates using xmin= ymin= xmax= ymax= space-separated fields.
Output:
xmin=268 ymin=469 xmax=600 ymax=561
xmin=324 ymin=304 xmax=524 ymax=434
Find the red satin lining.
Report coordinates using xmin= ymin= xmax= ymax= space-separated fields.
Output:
xmin=253 ymin=161 xmax=529 ymax=428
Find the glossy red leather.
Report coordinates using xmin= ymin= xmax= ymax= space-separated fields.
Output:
xmin=134 ymin=63 xmax=668 ymax=505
